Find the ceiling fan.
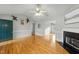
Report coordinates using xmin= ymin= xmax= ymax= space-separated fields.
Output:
xmin=30 ymin=4 xmax=47 ymax=16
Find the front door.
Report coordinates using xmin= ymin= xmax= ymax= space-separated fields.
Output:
xmin=0 ymin=19 xmax=13 ymax=42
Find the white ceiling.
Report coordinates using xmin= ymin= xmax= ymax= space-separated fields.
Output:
xmin=0 ymin=4 xmax=78 ymax=22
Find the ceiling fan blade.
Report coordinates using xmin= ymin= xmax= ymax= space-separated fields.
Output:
xmin=42 ymin=12 xmax=48 ymax=16
xmin=40 ymin=11 xmax=47 ymax=13
xmin=29 ymin=10 xmax=36 ymax=13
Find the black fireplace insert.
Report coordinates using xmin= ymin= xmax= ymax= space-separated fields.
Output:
xmin=63 ymin=31 xmax=79 ymax=54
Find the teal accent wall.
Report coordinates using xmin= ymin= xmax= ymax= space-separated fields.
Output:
xmin=0 ymin=19 xmax=13 ymax=42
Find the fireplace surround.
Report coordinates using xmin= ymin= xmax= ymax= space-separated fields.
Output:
xmin=63 ymin=31 xmax=79 ymax=54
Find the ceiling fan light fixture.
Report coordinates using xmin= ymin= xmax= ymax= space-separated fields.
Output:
xmin=36 ymin=7 xmax=40 ymax=11
xmin=30 ymin=4 xmax=47 ymax=16
xmin=35 ymin=12 xmax=42 ymax=16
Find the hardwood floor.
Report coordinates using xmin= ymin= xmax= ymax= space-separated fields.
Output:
xmin=0 ymin=35 xmax=69 ymax=54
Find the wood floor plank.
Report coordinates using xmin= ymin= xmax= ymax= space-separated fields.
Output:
xmin=0 ymin=35 xmax=69 ymax=54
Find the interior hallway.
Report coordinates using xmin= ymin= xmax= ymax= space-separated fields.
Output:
xmin=0 ymin=35 xmax=69 ymax=54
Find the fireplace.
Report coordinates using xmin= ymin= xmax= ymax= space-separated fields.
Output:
xmin=63 ymin=31 xmax=79 ymax=54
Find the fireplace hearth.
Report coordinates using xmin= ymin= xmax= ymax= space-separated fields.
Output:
xmin=63 ymin=31 xmax=79 ymax=54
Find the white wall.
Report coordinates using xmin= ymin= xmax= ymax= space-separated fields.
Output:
xmin=13 ymin=18 xmax=32 ymax=39
xmin=35 ymin=22 xmax=45 ymax=36
xmin=55 ymin=14 xmax=79 ymax=43
xmin=53 ymin=15 xmax=64 ymax=42
xmin=0 ymin=14 xmax=12 ymax=20
xmin=35 ymin=22 xmax=49 ymax=36
xmin=35 ymin=21 xmax=56 ymax=36
xmin=63 ymin=17 xmax=79 ymax=33
xmin=55 ymin=15 xmax=79 ymax=43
